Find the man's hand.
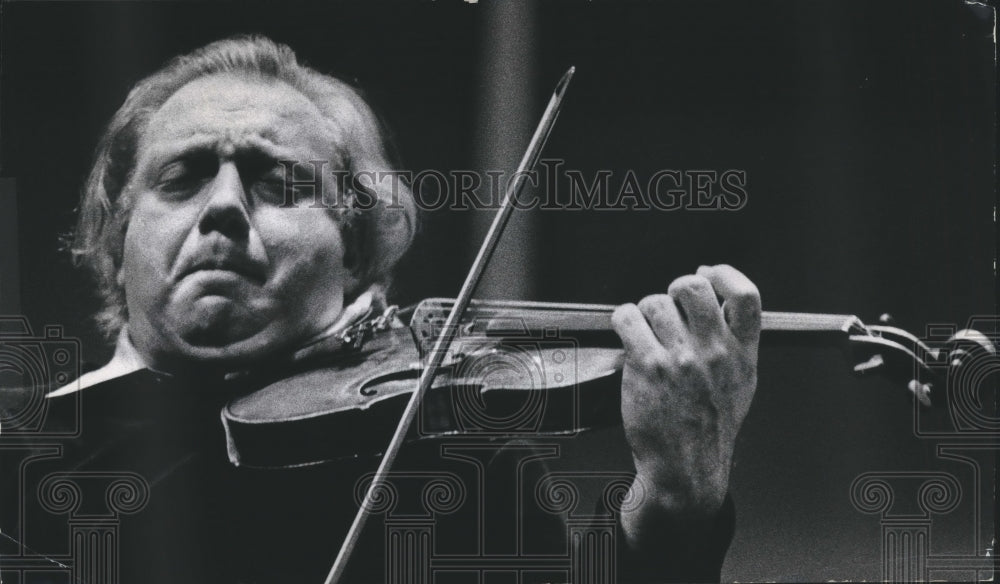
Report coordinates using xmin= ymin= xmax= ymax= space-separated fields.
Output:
xmin=611 ymin=264 xmax=760 ymax=544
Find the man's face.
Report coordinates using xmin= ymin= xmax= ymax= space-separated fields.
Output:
xmin=121 ymin=73 xmax=356 ymax=370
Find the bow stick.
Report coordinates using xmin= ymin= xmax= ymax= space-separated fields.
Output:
xmin=325 ymin=66 xmax=576 ymax=584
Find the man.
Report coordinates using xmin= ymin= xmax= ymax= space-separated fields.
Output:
xmin=8 ymin=35 xmax=760 ymax=583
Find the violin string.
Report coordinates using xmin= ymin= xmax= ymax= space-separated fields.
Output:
xmin=413 ymin=299 xmax=861 ymax=335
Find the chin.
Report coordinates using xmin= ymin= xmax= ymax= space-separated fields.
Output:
xmin=138 ymin=297 xmax=337 ymax=373
xmin=149 ymin=316 xmax=295 ymax=374
xmin=169 ymin=299 xmax=278 ymax=352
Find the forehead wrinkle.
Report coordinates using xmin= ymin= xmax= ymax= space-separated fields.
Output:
xmin=138 ymin=75 xmax=341 ymax=171
xmin=142 ymin=134 xmax=313 ymax=171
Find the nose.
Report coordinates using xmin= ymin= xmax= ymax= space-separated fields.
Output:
xmin=198 ymin=162 xmax=251 ymax=241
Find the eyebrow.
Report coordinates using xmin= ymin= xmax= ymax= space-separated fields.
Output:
xmin=142 ymin=133 xmax=304 ymax=170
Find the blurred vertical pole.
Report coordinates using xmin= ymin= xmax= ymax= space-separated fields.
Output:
xmin=0 ymin=179 xmax=21 ymax=316
xmin=791 ymin=1 xmax=870 ymax=304
xmin=473 ymin=0 xmax=538 ymax=300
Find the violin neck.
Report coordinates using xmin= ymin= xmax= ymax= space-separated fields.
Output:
xmin=410 ymin=298 xmax=868 ymax=346
xmin=761 ymin=311 xmax=867 ymax=334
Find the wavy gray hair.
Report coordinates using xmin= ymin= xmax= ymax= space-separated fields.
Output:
xmin=71 ymin=35 xmax=416 ymax=339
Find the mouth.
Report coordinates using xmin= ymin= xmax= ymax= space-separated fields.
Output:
xmin=179 ymin=257 xmax=267 ymax=285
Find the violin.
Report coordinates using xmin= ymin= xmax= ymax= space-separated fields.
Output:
xmin=216 ymin=68 xmax=996 ymax=583
xmin=222 ymin=298 xmax=995 ymax=469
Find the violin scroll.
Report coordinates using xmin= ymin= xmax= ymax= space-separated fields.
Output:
xmin=848 ymin=316 xmax=997 ymax=408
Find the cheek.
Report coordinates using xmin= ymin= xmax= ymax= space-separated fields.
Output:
xmin=121 ymin=199 xmax=197 ymax=286
xmin=122 ymin=214 xmax=157 ymax=280
xmin=258 ymin=209 xmax=349 ymax=289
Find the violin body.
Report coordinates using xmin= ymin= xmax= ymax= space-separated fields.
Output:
xmin=223 ymin=321 xmax=625 ymax=468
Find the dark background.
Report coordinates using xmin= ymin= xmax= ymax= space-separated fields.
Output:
xmin=1 ymin=0 xmax=995 ymax=581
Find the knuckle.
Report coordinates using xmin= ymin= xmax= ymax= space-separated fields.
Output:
xmin=668 ymin=274 xmax=711 ymax=297
xmin=637 ymin=294 xmax=671 ymax=317
xmin=672 ymin=342 xmax=732 ymax=375
xmin=736 ymin=282 xmax=761 ymax=302
xmin=673 ymin=347 xmax=699 ymax=372
xmin=704 ymin=338 xmax=729 ymax=357
xmin=612 ymin=303 xmax=638 ymax=328
xmin=704 ymin=346 xmax=730 ymax=370
xmin=633 ymin=349 xmax=669 ymax=375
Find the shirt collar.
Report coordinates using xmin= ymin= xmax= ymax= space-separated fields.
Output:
xmin=47 ymin=328 xmax=147 ymax=397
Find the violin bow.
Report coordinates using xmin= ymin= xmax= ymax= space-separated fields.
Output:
xmin=325 ymin=66 xmax=577 ymax=584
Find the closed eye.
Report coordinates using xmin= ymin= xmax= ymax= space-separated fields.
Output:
xmin=244 ymin=156 xmax=324 ymax=206
xmin=155 ymin=152 xmax=218 ymax=197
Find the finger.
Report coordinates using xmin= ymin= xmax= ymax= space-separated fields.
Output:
xmin=696 ymin=264 xmax=761 ymax=343
xmin=667 ymin=274 xmax=725 ymax=335
xmin=637 ymin=294 xmax=685 ymax=348
xmin=612 ymin=303 xmax=668 ymax=361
